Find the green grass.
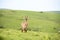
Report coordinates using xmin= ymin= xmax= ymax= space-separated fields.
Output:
xmin=0 ymin=10 xmax=60 ymax=40
xmin=0 ymin=29 xmax=60 ymax=40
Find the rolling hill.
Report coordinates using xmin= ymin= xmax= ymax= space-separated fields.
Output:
xmin=0 ymin=9 xmax=60 ymax=40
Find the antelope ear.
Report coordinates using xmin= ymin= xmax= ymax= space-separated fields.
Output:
xmin=25 ymin=16 xmax=28 ymax=19
xmin=25 ymin=16 xmax=28 ymax=18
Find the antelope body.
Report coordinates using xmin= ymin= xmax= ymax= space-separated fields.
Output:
xmin=21 ymin=16 xmax=28 ymax=32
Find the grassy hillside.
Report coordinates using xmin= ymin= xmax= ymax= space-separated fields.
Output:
xmin=0 ymin=10 xmax=60 ymax=40
xmin=0 ymin=10 xmax=60 ymax=32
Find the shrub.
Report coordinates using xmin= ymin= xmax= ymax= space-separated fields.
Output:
xmin=0 ymin=25 xmax=4 ymax=28
xmin=0 ymin=36 xmax=4 ymax=40
xmin=39 ymin=11 xmax=43 ymax=13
